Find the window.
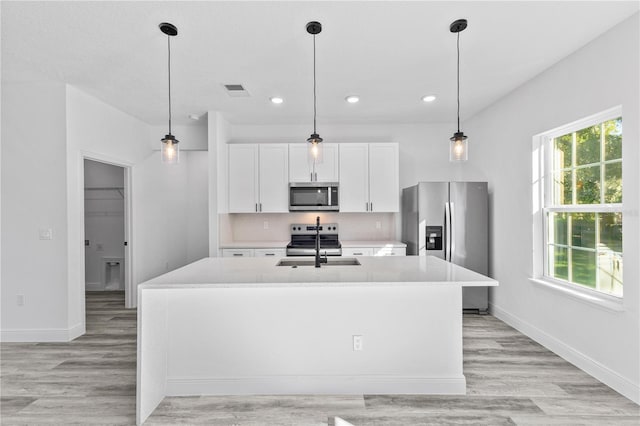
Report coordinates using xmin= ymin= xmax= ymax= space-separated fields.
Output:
xmin=542 ymin=109 xmax=622 ymax=297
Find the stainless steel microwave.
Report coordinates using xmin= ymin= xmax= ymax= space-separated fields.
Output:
xmin=289 ymin=182 xmax=339 ymax=211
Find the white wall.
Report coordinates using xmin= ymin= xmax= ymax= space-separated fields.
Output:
xmin=132 ymin=152 xmax=189 ymax=283
xmin=466 ymin=14 xmax=639 ymax=402
xmin=149 ymin=122 xmax=208 ymax=151
xmin=208 ymin=112 xmax=232 ymax=256
xmin=66 ymin=85 xmax=150 ymax=327
xmin=186 ymin=152 xmax=209 ymax=263
xmin=1 ymin=81 xmax=69 ymax=339
xmin=1 ymin=82 xmax=210 ymax=341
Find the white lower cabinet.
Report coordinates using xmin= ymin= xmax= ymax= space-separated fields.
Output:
xmin=342 ymin=247 xmax=374 ymax=257
xmin=254 ymin=248 xmax=286 ymax=258
xmin=221 ymin=248 xmax=286 ymax=258
xmin=343 ymin=246 xmax=406 ymax=257
xmin=221 ymin=248 xmax=254 ymax=257
xmin=373 ymin=246 xmax=406 ymax=256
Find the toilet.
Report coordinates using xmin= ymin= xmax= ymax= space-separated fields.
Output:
xmin=102 ymin=257 xmax=124 ymax=290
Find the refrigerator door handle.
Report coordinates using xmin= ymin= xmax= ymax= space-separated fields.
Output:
xmin=449 ymin=201 xmax=455 ymax=263
xmin=444 ymin=202 xmax=451 ymax=261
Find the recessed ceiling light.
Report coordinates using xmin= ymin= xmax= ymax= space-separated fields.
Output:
xmin=270 ymin=97 xmax=284 ymax=104
xmin=345 ymin=95 xmax=360 ymax=104
xmin=422 ymin=95 xmax=437 ymax=103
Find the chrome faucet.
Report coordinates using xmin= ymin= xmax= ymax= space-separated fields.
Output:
xmin=315 ymin=216 xmax=327 ymax=268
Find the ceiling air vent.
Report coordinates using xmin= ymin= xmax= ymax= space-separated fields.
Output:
xmin=223 ymin=84 xmax=250 ymax=97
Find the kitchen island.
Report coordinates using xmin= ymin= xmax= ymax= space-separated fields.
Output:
xmin=136 ymin=255 xmax=497 ymax=424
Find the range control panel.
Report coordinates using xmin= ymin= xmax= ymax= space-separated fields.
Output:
xmin=290 ymin=223 xmax=339 ymax=235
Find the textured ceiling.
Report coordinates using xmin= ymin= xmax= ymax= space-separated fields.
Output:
xmin=2 ymin=1 xmax=638 ymax=126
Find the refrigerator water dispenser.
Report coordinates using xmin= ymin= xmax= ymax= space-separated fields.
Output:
xmin=425 ymin=226 xmax=443 ymax=250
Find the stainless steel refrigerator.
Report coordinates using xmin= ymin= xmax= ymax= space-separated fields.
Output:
xmin=402 ymin=182 xmax=489 ymax=312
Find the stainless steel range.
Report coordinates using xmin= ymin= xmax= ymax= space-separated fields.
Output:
xmin=286 ymin=223 xmax=342 ymax=256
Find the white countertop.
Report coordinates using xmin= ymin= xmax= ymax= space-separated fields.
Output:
xmin=139 ymin=255 xmax=497 ymax=289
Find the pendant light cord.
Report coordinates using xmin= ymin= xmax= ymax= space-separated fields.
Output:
xmin=313 ymin=33 xmax=317 ymax=134
xmin=167 ymin=35 xmax=172 ymax=135
xmin=456 ymin=31 xmax=461 ymax=133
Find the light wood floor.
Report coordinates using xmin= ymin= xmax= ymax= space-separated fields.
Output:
xmin=1 ymin=291 xmax=638 ymax=425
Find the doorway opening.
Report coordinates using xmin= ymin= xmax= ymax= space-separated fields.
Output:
xmin=83 ymin=159 xmax=130 ymax=310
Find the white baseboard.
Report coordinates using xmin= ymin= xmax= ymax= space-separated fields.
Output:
xmin=166 ymin=375 xmax=466 ymax=396
xmin=1 ymin=323 xmax=85 ymax=342
xmin=490 ymin=302 xmax=640 ymax=405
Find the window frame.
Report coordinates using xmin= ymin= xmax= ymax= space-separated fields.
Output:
xmin=534 ymin=106 xmax=623 ymax=304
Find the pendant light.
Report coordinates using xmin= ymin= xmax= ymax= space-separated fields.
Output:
xmin=449 ymin=19 xmax=468 ymax=162
xmin=306 ymin=21 xmax=323 ymax=166
xmin=159 ymin=22 xmax=179 ymax=164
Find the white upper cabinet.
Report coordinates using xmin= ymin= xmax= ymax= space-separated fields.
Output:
xmin=338 ymin=143 xmax=399 ymax=213
xmin=228 ymin=144 xmax=289 ymax=213
xmin=338 ymin=144 xmax=370 ymax=212
xmin=228 ymin=144 xmax=259 ymax=213
xmin=258 ymin=144 xmax=289 ymax=212
xmin=289 ymin=143 xmax=339 ymax=182
xmin=368 ymin=143 xmax=400 ymax=212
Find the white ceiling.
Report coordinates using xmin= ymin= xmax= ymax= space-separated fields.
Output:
xmin=2 ymin=1 xmax=638 ymax=127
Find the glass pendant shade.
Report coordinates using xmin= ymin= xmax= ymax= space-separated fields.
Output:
xmin=449 ymin=132 xmax=468 ymax=162
xmin=161 ymin=134 xmax=180 ymax=164
xmin=307 ymin=133 xmax=324 ymax=164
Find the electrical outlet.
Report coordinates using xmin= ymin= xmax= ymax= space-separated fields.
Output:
xmin=39 ymin=228 xmax=53 ymax=240
xmin=263 ymin=221 xmax=269 ymax=230
xmin=375 ymin=221 xmax=381 ymax=229
xmin=353 ymin=335 xmax=363 ymax=351
xmin=17 ymin=295 xmax=25 ymax=306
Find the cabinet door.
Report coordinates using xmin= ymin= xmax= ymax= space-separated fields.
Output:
xmin=288 ymin=144 xmax=311 ymax=182
xmin=339 ymin=144 xmax=369 ymax=212
xmin=314 ymin=143 xmax=339 ymax=182
xmin=369 ymin=143 xmax=399 ymax=212
xmin=289 ymin=143 xmax=339 ymax=182
xmin=258 ymin=144 xmax=289 ymax=212
xmin=228 ymin=145 xmax=258 ymax=213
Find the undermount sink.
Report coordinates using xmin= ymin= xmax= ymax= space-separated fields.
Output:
xmin=276 ymin=258 xmax=361 ymax=267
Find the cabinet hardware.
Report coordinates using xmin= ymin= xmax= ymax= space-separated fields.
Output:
xmin=265 ymin=253 xmax=275 ymax=256
xmin=354 ymin=252 xmax=363 ymax=256
xmin=233 ymin=253 xmax=243 ymax=256
xmin=370 ymin=202 xmax=373 ymax=211
xmin=259 ymin=203 xmax=262 ymax=212
xmin=365 ymin=202 xmax=369 ymax=211
xmin=314 ymin=172 xmax=317 ymax=181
